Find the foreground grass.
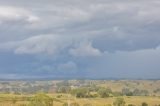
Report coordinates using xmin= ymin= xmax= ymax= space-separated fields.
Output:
xmin=0 ymin=94 xmax=159 ymax=106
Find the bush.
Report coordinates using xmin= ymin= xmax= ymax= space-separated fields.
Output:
xmin=133 ymin=89 xmax=149 ymax=96
xmin=112 ymin=92 xmax=122 ymax=97
xmin=71 ymin=88 xmax=89 ymax=98
xmin=12 ymin=97 xmax=17 ymax=104
xmin=56 ymin=95 xmax=62 ymax=98
xmin=98 ymin=88 xmax=111 ymax=98
xmin=113 ymin=98 xmax=125 ymax=106
xmin=142 ymin=102 xmax=148 ymax=106
xmin=122 ymin=88 xmax=133 ymax=96
xmin=28 ymin=93 xmax=53 ymax=106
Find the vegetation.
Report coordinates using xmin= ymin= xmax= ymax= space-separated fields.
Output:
xmin=0 ymin=80 xmax=159 ymax=106
xmin=142 ymin=102 xmax=148 ymax=106
xmin=128 ymin=104 xmax=135 ymax=106
xmin=113 ymin=98 xmax=125 ymax=106
xmin=98 ymin=87 xmax=111 ymax=98
xmin=28 ymin=93 xmax=53 ymax=106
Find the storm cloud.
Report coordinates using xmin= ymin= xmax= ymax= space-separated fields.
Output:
xmin=0 ymin=0 xmax=160 ymax=79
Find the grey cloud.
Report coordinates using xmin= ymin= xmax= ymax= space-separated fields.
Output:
xmin=0 ymin=0 xmax=160 ymax=55
xmin=0 ymin=6 xmax=41 ymax=43
xmin=0 ymin=34 xmax=102 ymax=58
xmin=87 ymin=48 xmax=160 ymax=79
xmin=0 ymin=34 xmax=73 ymax=55
xmin=57 ymin=61 xmax=77 ymax=72
xmin=0 ymin=0 xmax=160 ymax=78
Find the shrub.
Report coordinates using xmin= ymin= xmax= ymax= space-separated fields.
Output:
xmin=122 ymin=88 xmax=133 ymax=96
xmin=28 ymin=93 xmax=53 ymax=106
xmin=113 ymin=98 xmax=125 ymax=106
xmin=142 ymin=102 xmax=148 ymax=106
xmin=98 ymin=88 xmax=111 ymax=98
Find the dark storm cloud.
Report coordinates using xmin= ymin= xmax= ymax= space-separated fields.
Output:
xmin=0 ymin=0 xmax=160 ymax=79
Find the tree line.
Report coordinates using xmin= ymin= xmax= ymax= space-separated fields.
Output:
xmin=56 ymin=86 xmax=149 ymax=98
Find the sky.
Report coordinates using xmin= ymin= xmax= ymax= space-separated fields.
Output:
xmin=0 ymin=0 xmax=160 ymax=79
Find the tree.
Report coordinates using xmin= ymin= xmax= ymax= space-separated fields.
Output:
xmin=113 ymin=98 xmax=125 ymax=106
xmin=142 ymin=102 xmax=148 ymax=106
xmin=70 ymin=88 xmax=89 ymax=98
xmin=112 ymin=91 xmax=122 ymax=97
xmin=98 ymin=88 xmax=111 ymax=98
xmin=57 ymin=86 xmax=71 ymax=93
xmin=28 ymin=93 xmax=53 ymax=106
xmin=133 ymin=89 xmax=149 ymax=96
xmin=122 ymin=88 xmax=133 ymax=96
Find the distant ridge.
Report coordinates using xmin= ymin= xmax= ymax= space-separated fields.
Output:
xmin=0 ymin=77 xmax=159 ymax=81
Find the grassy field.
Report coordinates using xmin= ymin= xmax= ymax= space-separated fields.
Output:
xmin=0 ymin=80 xmax=160 ymax=106
xmin=0 ymin=94 xmax=159 ymax=106
xmin=97 ymin=80 xmax=160 ymax=93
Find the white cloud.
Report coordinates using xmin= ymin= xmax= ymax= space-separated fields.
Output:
xmin=69 ymin=41 xmax=102 ymax=57
xmin=13 ymin=34 xmax=72 ymax=55
xmin=0 ymin=33 xmax=102 ymax=58
xmin=0 ymin=6 xmax=39 ymax=24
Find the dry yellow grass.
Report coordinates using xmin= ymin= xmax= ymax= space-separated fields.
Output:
xmin=0 ymin=92 xmax=160 ymax=106
xmin=98 ymin=80 xmax=160 ymax=95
